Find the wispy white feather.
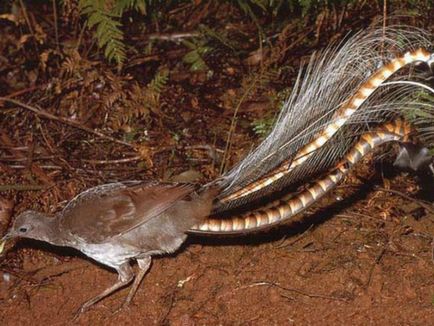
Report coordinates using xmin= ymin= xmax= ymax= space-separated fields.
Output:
xmin=213 ymin=26 xmax=433 ymax=212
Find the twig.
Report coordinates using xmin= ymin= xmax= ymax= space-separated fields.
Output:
xmin=219 ymin=74 xmax=259 ymax=174
xmin=0 ymin=184 xmax=49 ymax=191
xmin=0 ymin=85 xmax=39 ymax=99
xmin=336 ymin=212 xmax=376 ymax=222
xmin=18 ymin=0 xmax=38 ymax=52
xmin=38 ymin=120 xmax=82 ymax=180
xmin=280 ymin=26 xmax=314 ymax=56
xmin=158 ymin=287 xmax=178 ymax=325
xmin=380 ymin=0 xmax=387 ymax=58
xmin=6 ymin=165 xmax=62 ymax=170
xmin=376 ymin=187 xmax=434 ymax=215
xmin=274 ymin=224 xmax=314 ymax=249
xmin=30 ymin=261 xmax=88 ymax=283
xmin=147 ymin=31 xmax=200 ymax=41
xmin=244 ymin=281 xmax=349 ymax=302
xmin=0 ymin=97 xmax=135 ymax=149
xmin=52 ymin=0 xmax=60 ymax=53
xmin=74 ymin=21 xmax=87 ymax=53
xmin=383 ymin=0 xmax=387 ymax=39
xmin=82 ymin=156 xmax=141 ymax=165
xmin=0 ymin=156 xmax=55 ymax=162
xmin=0 ymin=146 xmax=30 ymax=151
xmin=365 ymin=246 xmax=386 ymax=288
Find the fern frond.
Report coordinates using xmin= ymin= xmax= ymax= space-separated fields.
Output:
xmin=79 ymin=0 xmax=126 ymax=65
xmin=148 ymin=68 xmax=169 ymax=93
xmin=108 ymin=67 xmax=170 ymax=130
xmin=112 ymin=0 xmax=149 ymax=15
xmin=182 ymin=39 xmax=213 ymax=72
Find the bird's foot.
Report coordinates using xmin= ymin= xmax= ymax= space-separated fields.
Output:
xmin=112 ymin=297 xmax=134 ymax=315
xmin=72 ymin=305 xmax=87 ymax=321
xmin=72 ymin=300 xmax=95 ymax=321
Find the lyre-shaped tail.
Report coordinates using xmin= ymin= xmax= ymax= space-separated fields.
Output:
xmin=220 ymin=49 xmax=433 ymax=205
xmin=190 ymin=119 xmax=411 ymax=235
xmin=214 ymin=27 xmax=433 ymax=213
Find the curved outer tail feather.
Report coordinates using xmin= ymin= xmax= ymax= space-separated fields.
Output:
xmin=190 ymin=119 xmax=411 ymax=235
xmin=220 ymin=48 xmax=433 ymax=205
xmin=212 ymin=27 xmax=433 ymax=213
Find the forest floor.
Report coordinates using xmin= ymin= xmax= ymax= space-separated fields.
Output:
xmin=0 ymin=1 xmax=433 ymax=325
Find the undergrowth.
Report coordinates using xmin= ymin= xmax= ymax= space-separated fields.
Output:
xmin=74 ymin=0 xmax=366 ymax=65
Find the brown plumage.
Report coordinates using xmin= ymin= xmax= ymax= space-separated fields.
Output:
xmin=3 ymin=182 xmax=217 ymax=314
xmin=190 ymin=120 xmax=413 ymax=235
xmin=2 ymin=26 xmax=434 ymax=316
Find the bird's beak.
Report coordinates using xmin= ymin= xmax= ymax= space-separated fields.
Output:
xmin=0 ymin=232 xmax=13 ymax=254
xmin=1 ymin=232 xmax=12 ymax=242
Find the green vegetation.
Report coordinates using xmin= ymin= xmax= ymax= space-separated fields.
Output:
xmin=74 ymin=0 xmax=365 ymax=65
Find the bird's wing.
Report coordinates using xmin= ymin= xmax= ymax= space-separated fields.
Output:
xmin=59 ymin=182 xmax=194 ymax=243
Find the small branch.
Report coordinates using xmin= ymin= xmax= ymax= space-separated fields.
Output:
xmin=376 ymin=187 xmax=434 ymax=215
xmin=0 ymin=97 xmax=135 ymax=149
xmin=0 ymin=156 xmax=55 ymax=162
xmin=219 ymin=74 xmax=259 ymax=174
xmin=243 ymin=281 xmax=349 ymax=302
xmin=82 ymin=156 xmax=141 ymax=165
xmin=0 ymin=184 xmax=49 ymax=191
xmin=18 ymin=0 xmax=38 ymax=52
xmin=5 ymin=165 xmax=62 ymax=170
xmin=0 ymin=85 xmax=39 ymax=99
xmin=147 ymin=32 xmax=200 ymax=41
xmin=365 ymin=246 xmax=386 ymax=288
xmin=274 ymin=224 xmax=314 ymax=249
xmin=52 ymin=0 xmax=60 ymax=53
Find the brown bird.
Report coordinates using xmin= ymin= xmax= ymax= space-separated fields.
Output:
xmin=2 ymin=181 xmax=217 ymax=314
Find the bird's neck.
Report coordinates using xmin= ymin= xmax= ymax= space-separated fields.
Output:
xmin=36 ymin=217 xmax=64 ymax=246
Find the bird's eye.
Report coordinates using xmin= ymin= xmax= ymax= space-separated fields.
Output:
xmin=19 ymin=227 xmax=28 ymax=233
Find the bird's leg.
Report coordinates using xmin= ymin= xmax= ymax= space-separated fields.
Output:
xmin=75 ymin=262 xmax=134 ymax=317
xmin=122 ymin=256 xmax=152 ymax=307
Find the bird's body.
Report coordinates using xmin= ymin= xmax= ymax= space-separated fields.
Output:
xmin=6 ymin=182 xmax=217 ymax=312
xmin=3 ymin=25 xmax=434 ymax=315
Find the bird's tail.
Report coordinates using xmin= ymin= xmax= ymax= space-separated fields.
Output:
xmin=190 ymin=119 xmax=416 ymax=234
xmin=209 ymin=26 xmax=433 ymax=214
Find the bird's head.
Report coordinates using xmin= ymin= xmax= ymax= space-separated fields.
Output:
xmin=2 ymin=210 xmax=57 ymax=243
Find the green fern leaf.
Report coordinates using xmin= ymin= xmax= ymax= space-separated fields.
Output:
xmin=79 ymin=0 xmax=126 ymax=65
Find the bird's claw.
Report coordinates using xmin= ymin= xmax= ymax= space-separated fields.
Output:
xmin=72 ymin=301 xmax=93 ymax=321
xmin=112 ymin=298 xmax=132 ymax=315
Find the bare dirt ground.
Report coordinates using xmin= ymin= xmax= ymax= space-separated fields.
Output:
xmin=0 ymin=2 xmax=433 ymax=325
xmin=1 ymin=171 xmax=434 ymax=325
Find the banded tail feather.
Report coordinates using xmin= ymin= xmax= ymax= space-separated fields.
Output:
xmin=214 ymin=27 xmax=433 ymax=213
xmin=220 ymin=49 xmax=433 ymax=205
xmin=190 ymin=119 xmax=411 ymax=235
